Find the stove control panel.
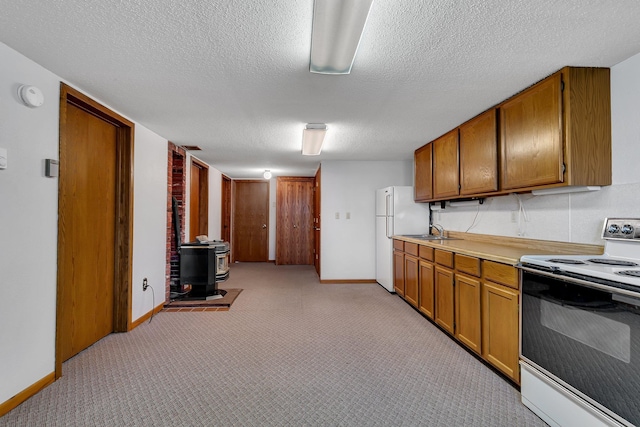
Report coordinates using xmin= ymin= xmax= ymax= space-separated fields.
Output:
xmin=602 ymin=218 xmax=640 ymax=240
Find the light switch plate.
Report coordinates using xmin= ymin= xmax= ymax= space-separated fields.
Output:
xmin=0 ymin=148 xmax=7 ymax=169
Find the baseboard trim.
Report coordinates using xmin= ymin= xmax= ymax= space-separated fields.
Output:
xmin=130 ymin=303 xmax=164 ymax=331
xmin=319 ymin=279 xmax=377 ymax=284
xmin=0 ymin=371 xmax=55 ymax=417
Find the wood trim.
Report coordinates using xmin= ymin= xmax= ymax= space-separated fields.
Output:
xmin=57 ymin=83 xmax=134 ymax=379
xmin=129 ymin=303 xmax=165 ymax=330
xmin=319 ymin=279 xmax=377 ymax=284
xmin=0 ymin=372 xmax=55 ymax=416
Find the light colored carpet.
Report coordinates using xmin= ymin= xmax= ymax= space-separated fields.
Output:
xmin=0 ymin=263 xmax=547 ymax=426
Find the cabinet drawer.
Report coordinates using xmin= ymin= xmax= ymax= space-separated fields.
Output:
xmin=405 ymin=242 xmax=419 ymax=257
xmin=419 ymin=245 xmax=434 ymax=261
xmin=455 ymin=254 xmax=481 ymax=277
xmin=393 ymin=240 xmax=404 ymax=251
xmin=483 ymin=261 xmax=518 ymax=289
xmin=435 ymin=250 xmax=454 ymax=268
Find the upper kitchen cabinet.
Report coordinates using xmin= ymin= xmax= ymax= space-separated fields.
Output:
xmin=433 ymin=129 xmax=460 ymax=199
xmin=500 ymin=67 xmax=611 ymax=191
xmin=459 ymin=109 xmax=499 ymax=195
xmin=414 ymin=143 xmax=433 ymax=201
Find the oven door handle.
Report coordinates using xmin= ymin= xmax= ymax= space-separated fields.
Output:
xmin=518 ymin=264 xmax=640 ymax=299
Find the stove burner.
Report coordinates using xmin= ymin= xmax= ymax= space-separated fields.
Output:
xmin=617 ymin=270 xmax=640 ymax=278
xmin=547 ymin=258 xmax=587 ymax=265
xmin=587 ymin=258 xmax=638 ymax=267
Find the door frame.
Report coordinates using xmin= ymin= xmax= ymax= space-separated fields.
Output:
xmin=221 ymin=175 xmax=232 ymax=243
xmin=56 ymin=83 xmax=134 ymax=379
xmin=189 ymin=157 xmax=209 ymax=241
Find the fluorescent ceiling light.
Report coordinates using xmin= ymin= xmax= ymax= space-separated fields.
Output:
xmin=302 ymin=124 xmax=327 ymax=156
xmin=310 ymin=0 xmax=374 ymax=75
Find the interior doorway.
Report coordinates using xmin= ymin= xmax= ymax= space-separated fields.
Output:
xmin=56 ymin=83 xmax=134 ymax=378
xmin=276 ymin=177 xmax=314 ymax=265
xmin=189 ymin=158 xmax=209 ymax=241
xmin=221 ymin=175 xmax=232 ymax=243
xmin=233 ymin=180 xmax=269 ymax=262
xmin=313 ymin=167 xmax=321 ymax=276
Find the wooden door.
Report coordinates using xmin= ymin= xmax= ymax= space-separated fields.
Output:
xmin=404 ymin=255 xmax=419 ymax=307
xmin=57 ymin=84 xmax=133 ymax=378
xmin=500 ymin=73 xmax=563 ymax=190
xmin=433 ymin=129 xmax=460 ymax=199
xmin=418 ymin=260 xmax=434 ymax=319
xmin=276 ymin=177 xmax=314 ymax=265
xmin=414 ymin=143 xmax=433 ymax=201
xmin=221 ymin=175 xmax=232 ymax=243
xmin=455 ymin=274 xmax=481 ymax=354
xmin=313 ymin=168 xmax=321 ymax=275
xmin=460 ymin=109 xmax=498 ymax=195
xmin=434 ymin=266 xmax=455 ymax=334
xmin=482 ymin=281 xmax=520 ymax=383
xmin=189 ymin=159 xmax=208 ymax=241
xmin=233 ymin=180 xmax=269 ymax=261
xmin=59 ymin=103 xmax=115 ymax=362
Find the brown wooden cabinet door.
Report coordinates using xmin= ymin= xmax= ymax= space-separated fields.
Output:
xmin=460 ymin=109 xmax=498 ymax=195
xmin=433 ymin=129 xmax=460 ymax=199
xmin=418 ymin=260 xmax=434 ymax=319
xmin=404 ymin=255 xmax=419 ymax=307
xmin=434 ymin=266 xmax=455 ymax=334
xmin=393 ymin=250 xmax=405 ymax=296
xmin=482 ymin=281 xmax=520 ymax=383
xmin=455 ymin=274 xmax=481 ymax=354
xmin=501 ymin=73 xmax=563 ymax=190
xmin=414 ymin=143 xmax=433 ymax=201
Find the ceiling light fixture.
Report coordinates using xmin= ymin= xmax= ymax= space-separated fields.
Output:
xmin=263 ymin=170 xmax=272 ymax=180
xmin=309 ymin=0 xmax=374 ymax=75
xmin=302 ymin=124 xmax=327 ymax=156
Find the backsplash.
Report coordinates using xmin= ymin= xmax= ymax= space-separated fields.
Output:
xmin=432 ymin=182 xmax=640 ymax=245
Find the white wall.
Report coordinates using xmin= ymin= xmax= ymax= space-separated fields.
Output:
xmin=131 ymin=126 xmax=169 ymax=320
xmin=0 ymin=41 xmax=223 ymax=405
xmin=432 ymin=54 xmax=640 ymax=245
xmin=320 ymin=160 xmax=413 ymax=280
xmin=0 ymin=41 xmax=61 ymax=405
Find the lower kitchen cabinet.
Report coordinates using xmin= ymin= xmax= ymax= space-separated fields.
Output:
xmin=404 ymin=254 xmax=419 ymax=307
xmin=393 ymin=249 xmax=405 ymax=297
xmin=455 ymin=274 xmax=481 ymax=354
xmin=418 ymin=259 xmax=434 ymax=319
xmin=482 ymin=281 xmax=520 ymax=383
xmin=434 ymin=266 xmax=455 ymax=334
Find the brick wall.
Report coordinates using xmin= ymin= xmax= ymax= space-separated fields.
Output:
xmin=166 ymin=143 xmax=186 ymax=302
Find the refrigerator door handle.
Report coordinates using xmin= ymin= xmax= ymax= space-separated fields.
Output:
xmin=386 ymin=193 xmax=391 ymax=217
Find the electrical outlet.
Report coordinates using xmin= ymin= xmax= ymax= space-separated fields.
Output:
xmin=142 ymin=278 xmax=148 ymax=291
xmin=511 ymin=211 xmax=518 ymax=223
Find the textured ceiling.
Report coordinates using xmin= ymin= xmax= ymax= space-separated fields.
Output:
xmin=2 ymin=0 xmax=640 ymax=178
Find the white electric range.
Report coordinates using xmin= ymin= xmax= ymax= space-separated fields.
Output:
xmin=519 ymin=218 xmax=640 ymax=427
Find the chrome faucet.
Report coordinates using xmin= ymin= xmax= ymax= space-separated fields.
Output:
xmin=431 ymin=223 xmax=445 ymax=237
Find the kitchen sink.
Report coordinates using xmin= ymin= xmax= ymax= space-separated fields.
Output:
xmin=401 ymin=234 xmax=460 ymax=241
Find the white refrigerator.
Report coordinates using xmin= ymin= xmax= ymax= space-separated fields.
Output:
xmin=375 ymin=186 xmax=430 ymax=292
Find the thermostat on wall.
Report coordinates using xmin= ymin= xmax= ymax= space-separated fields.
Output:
xmin=18 ymin=85 xmax=45 ymax=108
